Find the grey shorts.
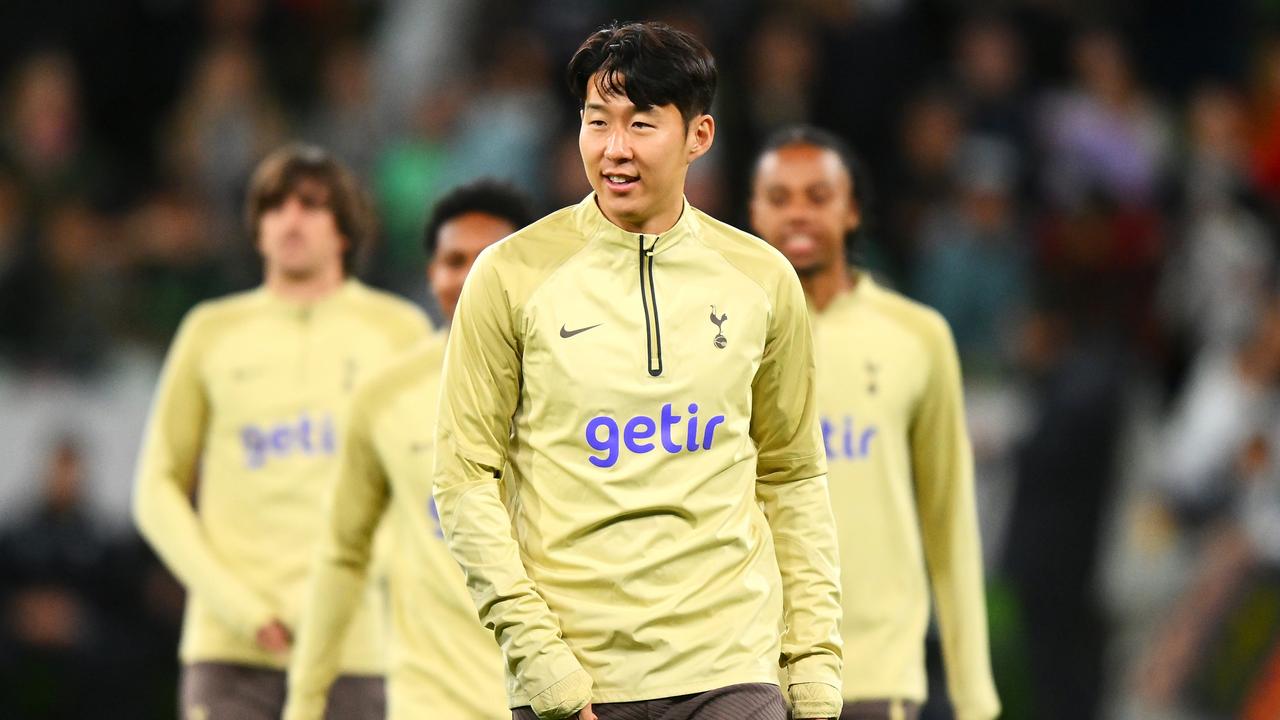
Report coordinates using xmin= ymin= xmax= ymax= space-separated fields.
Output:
xmin=512 ymin=683 xmax=786 ymax=720
xmin=179 ymin=662 xmax=385 ymax=720
xmin=838 ymin=699 xmax=920 ymax=720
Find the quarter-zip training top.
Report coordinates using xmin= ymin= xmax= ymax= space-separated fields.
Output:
xmin=133 ymin=280 xmax=430 ymax=671
xmin=284 ymin=334 xmax=508 ymax=719
xmin=433 ymin=194 xmax=843 ymax=709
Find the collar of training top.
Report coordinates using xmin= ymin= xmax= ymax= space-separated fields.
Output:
xmin=573 ymin=192 xmax=698 ymax=255
xmin=254 ymin=278 xmax=362 ymax=316
xmin=815 ymin=269 xmax=879 ymax=317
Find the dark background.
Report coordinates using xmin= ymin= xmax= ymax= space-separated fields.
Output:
xmin=3 ymin=1 xmax=1280 ymax=718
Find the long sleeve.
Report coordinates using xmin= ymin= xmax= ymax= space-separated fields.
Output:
xmin=910 ymin=316 xmax=1000 ymax=720
xmin=751 ymin=269 xmax=843 ymax=711
xmin=132 ymin=307 xmax=274 ymax=642
xmin=284 ymin=394 xmax=390 ymax=720
xmin=432 ymin=252 xmax=590 ymax=719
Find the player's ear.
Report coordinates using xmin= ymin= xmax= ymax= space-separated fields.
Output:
xmin=686 ymin=114 xmax=714 ymax=163
xmin=846 ymin=199 xmax=861 ymax=233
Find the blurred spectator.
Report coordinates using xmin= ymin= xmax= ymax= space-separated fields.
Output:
xmin=885 ymin=87 xmax=965 ymax=279
xmin=120 ymin=184 xmax=232 ymax=350
xmin=952 ymin=16 xmax=1032 ymax=165
xmin=203 ymin=0 xmax=264 ymax=43
xmin=1161 ymin=85 xmax=1275 ymax=356
xmin=0 ymin=437 xmax=110 ymax=719
xmin=745 ymin=11 xmax=819 ymax=139
xmin=1 ymin=51 xmax=103 ymax=219
xmin=1183 ymin=84 xmax=1257 ymax=210
xmin=810 ymin=0 xmax=922 ymax=183
xmin=0 ymin=170 xmax=22 ymax=298
xmin=372 ymin=85 xmax=463 ymax=290
xmin=450 ymin=28 xmax=557 ymax=195
xmin=303 ymin=40 xmax=384 ymax=180
xmin=913 ymin=136 xmax=1028 ymax=375
xmin=1135 ymin=522 xmax=1258 ymax=715
xmin=162 ymin=39 xmax=287 ymax=234
xmin=1238 ymin=432 xmax=1280 ymax=565
xmin=0 ymin=197 xmax=118 ymax=375
xmin=1002 ymin=308 xmax=1126 ymax=720
xmin=370 ymin=0 xmax=471 ymax=128
xmin=1250 ymin=36 xmax=1280 ymax=209
xmin=1039 ymin=28 xmax=1172 ymax=208
xmin=1034 ymin=189 xmax=1165 ymax=352
xmin=1158 ymin=296 xmax=1280 ymax=517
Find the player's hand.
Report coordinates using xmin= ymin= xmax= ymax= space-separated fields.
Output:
xmin=255 ymin=618 xmax=292 ymax=654
xmin=577 ymin=704 xmax=598 ymax=720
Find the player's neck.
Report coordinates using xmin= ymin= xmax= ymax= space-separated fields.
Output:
xmin=802 ymin=265 xmax=855 ymax=313
xmin=264 ymin=266 xmax=346 ymax=304
xmin=598 ymin=194 xmax=684 ymax=236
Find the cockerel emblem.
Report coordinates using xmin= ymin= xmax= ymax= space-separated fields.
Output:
xmin=710 ymin=306 xmax=728 ymax=349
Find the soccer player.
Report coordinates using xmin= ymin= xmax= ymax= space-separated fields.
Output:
xmin=133 ymin=144 xmax=430 ymax=720
xmin=434 ymin=21 xmax=843 ymax=720
xmin=749 ymin=126 xmax=1001 ymax=720
xmin=283 ymin=179 xmax=535 ymax=719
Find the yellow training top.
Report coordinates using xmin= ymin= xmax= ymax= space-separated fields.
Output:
xmin=814 ymin=276 xmax=999 ymax=720
xmin=284 ymin=335 xmax=507 ymax=719
xmin=434 ymin=194 xmax=843 ymax=713
xmin=133 ymin=280 xmax=429 ymax=671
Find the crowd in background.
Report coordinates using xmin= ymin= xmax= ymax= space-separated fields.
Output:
xmin=3 ymin=0 xmax=1280 ymax=718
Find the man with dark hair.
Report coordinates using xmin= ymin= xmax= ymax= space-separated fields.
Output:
xmin=434 ymin=22 xmax=843 ymax=720
xmin=134 ymin=143 xmax=430 ymax=720
xmin=244 ymin=143 xmax=373 ymax=275
xmin=750 ymin=125 xmax=1000 ymax=720
xmin=421 ymin=179 xmax=535 ymax=321
xmin=283 ymin=178 xmax=533 ymax=720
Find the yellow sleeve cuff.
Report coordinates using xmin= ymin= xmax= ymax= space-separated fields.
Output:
xmin=788 ymin=682 xmax=842 ymax=719
xmin=529 ymin=667 xmax=593 ymax=719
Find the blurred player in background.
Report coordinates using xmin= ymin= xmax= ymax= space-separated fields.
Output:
xmin=283 ymin=179 xmax=534 ymax=720
xmin=434 ymin=21 xmax=843 ymax=720
xmin=750 ymin=126 xmax=1000 ymax=720
xmin=133 ymin=144 xmax=430 ymax=720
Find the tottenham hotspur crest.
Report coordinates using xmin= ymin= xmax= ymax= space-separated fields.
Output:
xmin=710 ymin=305 xmax=728 ymax=349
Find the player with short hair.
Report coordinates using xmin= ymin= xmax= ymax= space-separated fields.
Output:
xmin=749 ymin=125 xmax=1000 ymax=720
xmin=133 ymin=144 xmax=430 ymax=720
xmin=434 ymin=21 xmax=843 ymax=720
xmin=282 ymin=179 xmax=535 ymax=720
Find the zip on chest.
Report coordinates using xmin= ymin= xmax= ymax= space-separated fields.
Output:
xmin=638 ymin=235 xmax=663 ymax=377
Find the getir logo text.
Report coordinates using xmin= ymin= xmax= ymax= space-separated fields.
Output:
xmin=241 ymin=412 xmax=336 ymax=469
xmin=585 ymin=403 xmax=726 ymax=468
xmin=821 ymin=414 xmax=877 ymax=461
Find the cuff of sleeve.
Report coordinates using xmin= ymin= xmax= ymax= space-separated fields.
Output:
xmin=789 ymin=682 xmax=842 ymax=719
xmin=784 ymin=653 xmax=842 ymax=688
xmin=529 ymin=668 xmax=593 ymax=719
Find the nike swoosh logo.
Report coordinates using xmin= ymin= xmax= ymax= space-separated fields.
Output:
xmin=560 ymin=323 xmax=602 ymax=338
